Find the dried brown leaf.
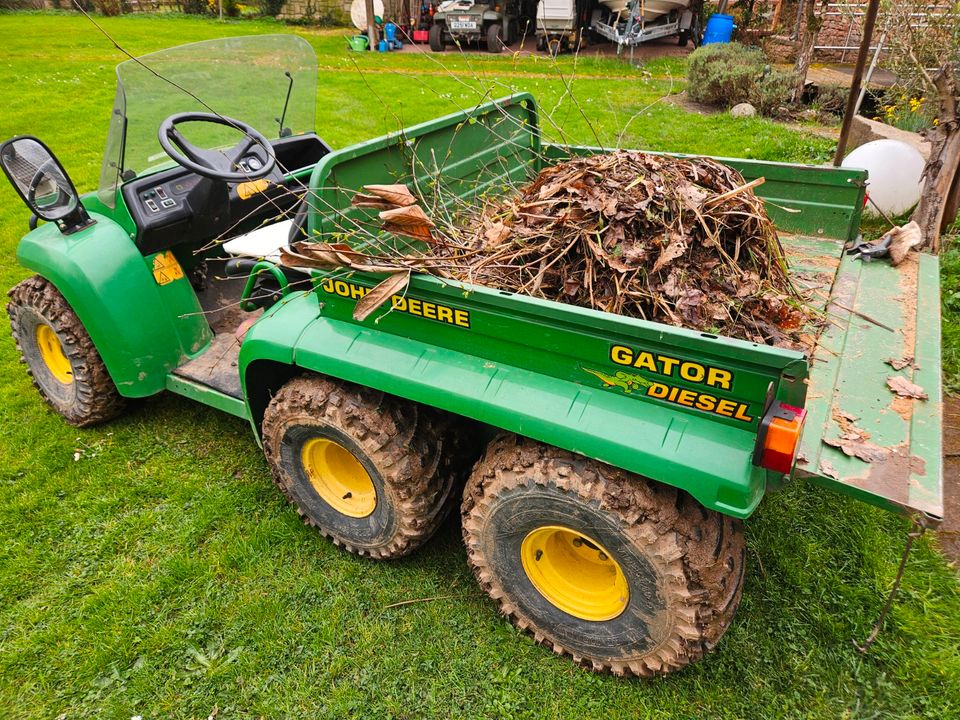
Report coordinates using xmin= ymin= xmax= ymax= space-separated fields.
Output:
xmin=380 ymin=204 xmax=436 ymax=243
xmin=281 ymin=241 xmax=399 ymax=273
xmin=484 ymin=221 xmax=511 ymax=246
xmin=353 ymin=271 xmax=410 ymax=322
xmin=351 ymin=193 xmax=395 ymax=210
xmin=885 ymin=356 xmax=915 ymax=371
xmin=652 ymin=235 xmax=687 ymax=273
xmin=886 ymin=375 xmax=928 ymax=400
xmin=362 ymin=184 xmax=417 ymax=207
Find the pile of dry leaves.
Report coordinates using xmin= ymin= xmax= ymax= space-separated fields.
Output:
xmin=281 ymin=151 xmax=813 ymax=347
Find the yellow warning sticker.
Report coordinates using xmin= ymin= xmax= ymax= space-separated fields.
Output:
xmin=237 ymin=178 xmax=270 ymax=200
xmin=152 ymin=251 xmax=184 ymax=286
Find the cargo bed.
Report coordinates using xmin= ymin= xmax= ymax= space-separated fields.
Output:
xmin=276 ymin=93 xmax=943 ymax=524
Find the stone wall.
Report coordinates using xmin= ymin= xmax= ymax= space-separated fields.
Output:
xmin=278 ymin=0 xmax=351 ymax=22
xmin=281 ymin=0 xmax=411 ymax=24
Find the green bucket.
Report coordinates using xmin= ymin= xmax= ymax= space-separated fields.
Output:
xmin=348 ymin=35 xmax=369 ymax=52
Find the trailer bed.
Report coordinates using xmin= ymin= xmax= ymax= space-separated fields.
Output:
xmin=796 ymin=247 xmax=942 ymax=523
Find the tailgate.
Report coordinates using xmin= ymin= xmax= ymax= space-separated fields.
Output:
xmin=795 ymin=250 xmax=943 ymax=525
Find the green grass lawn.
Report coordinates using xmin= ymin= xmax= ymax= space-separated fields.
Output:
xmin=0 ymin=11 xmax=957 ymax=720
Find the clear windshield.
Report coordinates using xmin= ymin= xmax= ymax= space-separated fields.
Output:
xmin=98 ymin=34 xmax=317 ymax=207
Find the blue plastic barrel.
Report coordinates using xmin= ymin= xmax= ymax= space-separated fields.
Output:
xmin=701 ymin=13 xmax=735 ymax=45
xmin=384 ymin=22 xmax=397 ymax=42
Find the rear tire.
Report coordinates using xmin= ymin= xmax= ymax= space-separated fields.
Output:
xmin=7 ymin=275 xmax=125 ymax=427
xmin=462 ymin=435 xmax=746 ymax=676
xmin=486 ymin=23 xmax=504 ymax=53
xmin=678 ymin=29 xmax=690 ymax=46
xmin=262 ymin=375 xmax=465 ymax=559
xmin=429 ymin=23 xmax=445 ymax=52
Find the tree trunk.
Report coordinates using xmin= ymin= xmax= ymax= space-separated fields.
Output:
xmin=791 ymin=0 xmax=822 ymax=104
xmin=942 ymin=150 xmax=960 ymax=233
xmin=911 ymin=65 xmax=960 ymax=251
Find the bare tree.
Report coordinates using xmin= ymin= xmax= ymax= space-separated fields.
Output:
xmin=882 ymin=1 xmax=960 ymax=250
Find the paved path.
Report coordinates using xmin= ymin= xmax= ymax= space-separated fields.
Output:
xmin=804 ymin=63 xmax=898 ymax=89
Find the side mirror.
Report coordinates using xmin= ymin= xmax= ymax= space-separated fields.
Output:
xmin=0 ymin=136 xmax=94 ymax=235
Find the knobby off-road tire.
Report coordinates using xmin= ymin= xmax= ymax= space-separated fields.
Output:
xmin=262 ymin=375 xmax=468 ymax=559
xmin=462 ymin=435 xmax=746 ymax=677
xmin=7 ymin=275 xmax=125 ymax=426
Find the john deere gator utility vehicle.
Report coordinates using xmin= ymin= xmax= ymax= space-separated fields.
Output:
xmin=1 ymin=35 xmax=943 ymax=677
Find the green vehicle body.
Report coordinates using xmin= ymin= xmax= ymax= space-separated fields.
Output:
xmin=14 ymin=93 xmax=943 ymax=526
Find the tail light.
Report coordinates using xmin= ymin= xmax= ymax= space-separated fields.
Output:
xmin=753 ymin=402 xmax=807 ymax=474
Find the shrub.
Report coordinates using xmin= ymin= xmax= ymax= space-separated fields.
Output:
xmin=182 ymin=0 xmax=208 ymax=13
xmin=204 ymin=0 xmax=240 ymax=15
xmin=686 ymin=42 xmax=795 ymax=117
xmin=811 ymin=84 xmax=848 ymax=115
xmin=258 ymin=0 xmax=284 ymax=15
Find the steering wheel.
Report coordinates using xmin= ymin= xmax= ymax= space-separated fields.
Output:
xmin=157 ymin=112 xmax=276 ymax=183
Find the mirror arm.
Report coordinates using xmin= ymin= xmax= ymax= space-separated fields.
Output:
xmin=55 ymin=205 xmax=96 ymax=236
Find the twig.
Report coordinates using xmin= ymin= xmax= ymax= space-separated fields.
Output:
xmin=855 ymin=521 xmax=924 ymax=653
xmin=384 ymin=594 xmax=464 ymax=609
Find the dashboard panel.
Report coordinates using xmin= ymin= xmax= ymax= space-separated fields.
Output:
xmin=122 ymin=133 xmax=330 ymax=256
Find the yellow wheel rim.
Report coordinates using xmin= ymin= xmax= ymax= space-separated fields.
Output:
xmin=35 ymin=324 xmax=73 ymax=385
xmin=520 ymin=525 xmax=629 ymax=622
xmin=301 ymin=438 xmax=376 ymax=518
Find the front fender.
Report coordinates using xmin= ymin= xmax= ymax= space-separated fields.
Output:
xmin=15 ymin=213 xmax=211 ymax=397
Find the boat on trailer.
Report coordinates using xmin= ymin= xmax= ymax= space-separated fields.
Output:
xmin=591 ymin=0 xmax=698 ymax=51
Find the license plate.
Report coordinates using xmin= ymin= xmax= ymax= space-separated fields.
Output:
xmin=450 ymin=20 xmax=477 ymax=29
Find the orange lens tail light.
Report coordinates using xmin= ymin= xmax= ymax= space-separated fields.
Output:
xmin=753 ymin=402 xmax=807 ymax=474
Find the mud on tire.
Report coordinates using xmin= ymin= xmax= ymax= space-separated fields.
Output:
xmin=7 ymin=275 xmax=125 ymax=426
xmin=262 ymin=375 xmax=472 ymax=559
xmin=462 ymin=434 xmax=746 ymax=677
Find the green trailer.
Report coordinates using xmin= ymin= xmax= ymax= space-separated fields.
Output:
xmin=1 ymin=35 xmax=942 ymax=677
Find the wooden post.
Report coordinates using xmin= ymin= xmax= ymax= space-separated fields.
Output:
xmin=366 ymin=0 xmax=378 ymax=50
xmin=832 ymin=0 xmax=881 ymax=166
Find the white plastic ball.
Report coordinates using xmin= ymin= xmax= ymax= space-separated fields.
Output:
xmin=842 ymin=139 xmax=926 ymax=217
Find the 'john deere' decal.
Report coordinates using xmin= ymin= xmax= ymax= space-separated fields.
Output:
xmin=318 ymin=278 xmax=471 ymax=328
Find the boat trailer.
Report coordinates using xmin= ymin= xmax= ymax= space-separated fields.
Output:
xmin=590 ymin=1 xmax=696 ymax=53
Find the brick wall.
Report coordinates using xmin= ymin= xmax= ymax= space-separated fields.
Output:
xmin=816 ymin=1 xmax=869 ymax=62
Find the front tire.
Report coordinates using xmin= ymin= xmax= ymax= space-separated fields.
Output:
xmin=7 ymin=275 xmax=125 ymax=426
xmin=262 ymin=375 xmax=464 ymax=559
xmin=429 ymin=23 xmax=445 ymax=52
xmin=486 ymin=23 xmax=504 ymax=53
xmin=462 ymin=435 xmax=746 ymax=676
